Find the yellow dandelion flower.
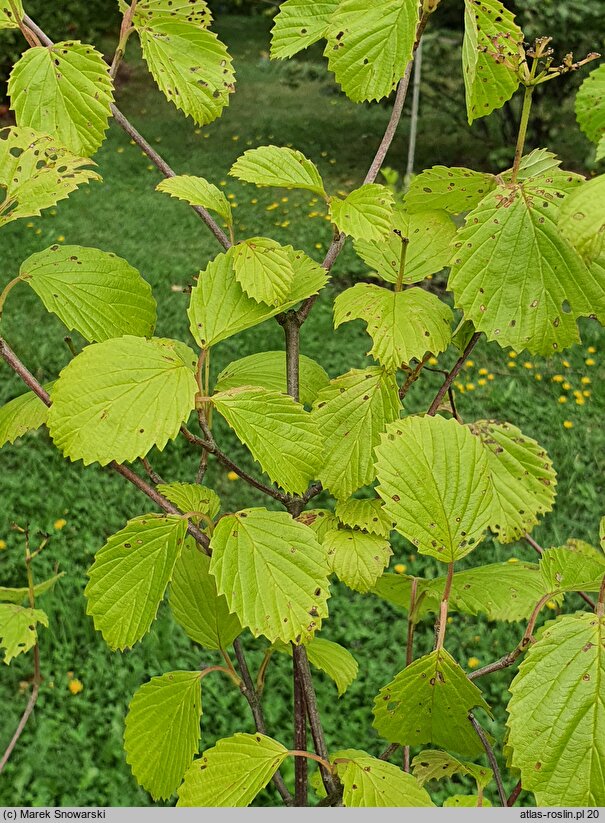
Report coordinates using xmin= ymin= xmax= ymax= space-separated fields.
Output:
xmin=0 ymin=539 xmax=6 ymax=550
xmin=56 ymin=236 xmax=65 ymax=243
xmin=280 ymin=220 xmax=290 ymax=228
xmin=562 ymin=359 xmax=570 ymax=368
xmin=266 ymin=203 xmax=279 ymax=211
xmin=458 ymin=385 xmax=466 ymax=393
xmin=575 ymin=396 xmax=585 ymax=405
xmin=447 ymin=617 xmax=453 ymax=624
xmin=117 ymin=147 xmax=125 ymax=154
xmin=232 ymin=135 xmax=239 ymax=141
xmin=54 ymin=518 xmax=67 ymax=530
xmin=507 ymin=557 xmax=519 ymax=563
xmin=583 ymin=390 xmax=591 ymax=398
xmin=587 ymin=346 xmax=596 ymax=354
xmin=219 ymin=180 xmax=227 ymax=187
xmin=68 ymin=679 xmax=84 ymax=695
xmin=534 ymin=374 xmax=542 ymax=381
xmin=281 ymin=197 xmax=288 ymax=203
xmin=466 ymin=383 xmax=476 ymax=391
xmin=523 ymin=362 xmax=533 ymax=369
xmin=393 ymin=563 xmax=406 ymax=574
xmin=478 ymin=378 xmax=487 ymax=386
xmin=581 ymin=377 xmax=591 ymax=385
xmin=35 ymin=228 xmax=42 ymax=235
xmin=546 ymin=600 xmax=557 ymax=610
xmin=558 ymin=396 xmax=567 ymax=404
xmin=573 ymin=390 xmax=582 ymax=398
xmin=563 ymin=420 xmax=573 ymax=429
xmin=465 ymin=360 xmax=475 ymax=368
xmin=314 ymin=243 xmax=323 ymax=250
xmin=552 ymin=375 xmax=564 ymax=383
xmin=227 ymin=193 xmax=236 ymax=200
xmin=586 ymin=358 xmax=595 ymax=366
xmin=487 ymin=373 xmax=495 ymax=381
xmin=508 ymin=351 xmax=517 ymax=359
xmin=478 ymin=368 xmax=488 ymax=376
xmin=428 ymin=357 xmax=438 ymax=366
xmin=194 ymin=129 xmax=201 ymax=135
xmin=227 ymin=470 xmax=239 ymax=481
xmin=562 ymin=382 xmax=572 ymax=390
xmin=467 ymin=657 xmax=480 ymax=669
xmin=251 ymin=198 xmax=258 ymax=204
xmin=27 ymin=222 xmax=35 ymax=228
xmin=508 ymin=361 xmax=516 ymax=368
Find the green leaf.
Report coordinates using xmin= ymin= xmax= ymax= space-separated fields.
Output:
xmin=334 ymin=283 xmax=453 ymax=369
xmin=559 ymin=175 xmax=605 ymax=262
xmin=231 ymin=237 xmax=295 ymax=306
xmin=0 ymin=0 xmax=22 ymax=29
xmin=501 ymin=149 xmax=565 ymax=183
xmin=576 ymin=63 xmax=605 ymax=161
xmin=0 ymin=126 xmax=100 ymax=227
xmin=178 ymin=733 xmax=289 ymax=807
xmin=209 ymin=508 xmax=330 ymax=644
xmin=412 ymin=749 xmax=492 ymax=789
xmin=335 ymin=497 xmax=393 ymax=538
xmin=324 ymin=528 xmax=392 ymax=593
xmin=296 ymin=509 xmax=340 ymax=541
xmin=19 ymin=245 xmax=156 ymax=342
xmin=215 ymin=351 xmax=329 ymax=407
xmin=404 ymin=166 xmax=496 ymax=214
xmin=156 ymin=175 xmax=232 ymax=227
xmin=444 ymin=795 xmax=492 ymax=807
xmin=274 ymin=636 xmax=359 ymax=696
xmin=0 ymin=604 xmax=48 ymax=664
xmin=85 ymin=514 xmax=188 ymax=650
xmin=323 ymin=0 xmax=419 ymax=103
xmin=375 ymin=415 xmax=493 ymax=562
xmin=169 ymin=540 xmax=241 ymax=650
xmin=0 ymin=573 xmax=64 ymax=605
xmin=540 ymin=547 xmax=605 ymax=595
xmin=138 ymin=19 xmax=234 ymax=126
xmin=462 ymin=0 xmax=522 ymax=124
xmin=212 ymin=386 xmax=323 ymax=495
xmin=9 ymin=41 xmax=114 ymax=157
xmin=156 ymin=483 xmax=220 ymax=521
xmin=449 ymin=183 xmax=605 ymax=354
xmin=374 ymin=560 xmax=550 ymax=623
xmin=124 ymin=671 xmax=202 ymax=801
xmin=471 ymin=420 xmax=557 ymax=544
xmin=336 ymin=751 xmax=435 ymax=807
xmin=329 ymin=184 xmax=394 ymax=242
xmin=601 ymin=517 xmax=605 ymax=553
xmin=270 ymin=0 xmax=339 ymax=59
xmin=0 ymin=384 xmax=53 ymax=448
xmin=507 ymin=612 xmax=605 ymax=806
xmin=132 ymin=0 xmax=212 ymax=27
xmin=373 ymin=648 xmax=491 ymax=756
xmin=188 ymin=246 xmax=328 ymax=347
xmin=230 ymin=145 xmax=325 ymax=197
xmin=354 ymin=207 xmax=456 ymax=284
xmin=47 ymin=336 xmax=197 ymax=466
xmin=312 ymin=367 xmax=401 ymax=501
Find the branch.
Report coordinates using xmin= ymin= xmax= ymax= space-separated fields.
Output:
xmin=0 ymin=647 xmax=40 ymax=774
xmin=433 ymin=561 xmax=454 ymax=651
xmin=292 ymin=648 xmax=308 ymax=806
xmin=427 ymin=332 xmax=481 ymax=417
xmin=468 ymin=713 xmax=507 ymax=807
xmin=21 ymin=14 xmax=231 ymax=252
xmin=507 ymin=780 xmax=523 ymax=807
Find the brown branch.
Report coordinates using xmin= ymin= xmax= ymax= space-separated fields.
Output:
xmin=469 ymin=714 xmax=507 ymax=806
xmin=141 ymin=457 xmax=164 ymax=485
xmin=0 ymin=648 xmax=40 ymax=774
xmin=507 ymin=780 xmax=523 ymax=807
xmin=427 ymin=332 xmax=482 ymax=417
xmin=403 ymin=577 xmax=419 ymax=772
xmin=434 ymin=561 xmax=454 ymax=651
xmin=378 ymin=742 xmax=400 ymax=761
xmin=292 ymin=648 xmax=308 ymax=806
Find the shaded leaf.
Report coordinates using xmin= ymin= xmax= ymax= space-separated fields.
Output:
xmin=156 ymin=483 xmax=220 ymax=521
xmin=0 ymin=573 xmax=64 ymax=605
xmin=576 ymin=63 xmax=605 ymax=161
xmin=0 ymin=604 xmax=48 ymax=664
xmin=404 ymin=166 xmax=496 ymax=214
xmin=324 ymin=528 xmax=392 ymax=593
xmin=270 ymin=0 xmax=339 ymax=59
xmin=335 ymin=497 xmax=393 ymax=538
xmin=0 ymin=384 xmax=53 ymax=448
xmin=412 ymin=749 xmax=492 ymax=789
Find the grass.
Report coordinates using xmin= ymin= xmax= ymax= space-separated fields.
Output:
xmin=1 ymin=14 xmax=604 ymax=807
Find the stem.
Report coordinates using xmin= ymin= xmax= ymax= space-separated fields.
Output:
xmin=510 ymin=85 xmax=534 ymax=184
xmin=434 ymin=562 xmax=454 ymax=651
xmin=292 ymin=652 xmax=308 ymax=807
xmin=394 ymin=235 xmax=409 ymax=293
xmin=0 ymin=276 xmax=22 ymax=319
xmin=281 ymin=313 xmax=301 ymax=402
xmin=469 ymin=714 xmax=507 ymax=807
xmin=597 ymin=575 xmax=605 ymax=618
xmin=109 ymin=0 xmax=138 ymax=81
xmin=405 ymin=38 xmax=422 ymax=185
xmin=427 ymin=332 xmax=481 ymax=417
xmin=507 ymin=780 xmax=523 ymax=807
xmin=379 ymin=743 xmax=400 ymax=761
xmin=287 ymin=750 xmax=333 ymax=774
xmin=141 ymin=457 xmax=164 ymax=485
xmin=403 ymin=576 xmax=418 ymax=772
xmin=199 ymin=664 xmax=241 ymax=687
xmin=399 ymin=352 xmax=431 ymax=401
xmin=256 ymin=648 xmax=274 ymax=697
xmin=8 ymin=0 xmax=40 ymax=47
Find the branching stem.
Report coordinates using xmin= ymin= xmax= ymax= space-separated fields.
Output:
xmin=469 ymin=714 xmax=507 ymax=807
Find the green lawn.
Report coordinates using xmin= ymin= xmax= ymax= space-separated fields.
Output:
xmin=0 ymin=15 xmax=603 ymax=807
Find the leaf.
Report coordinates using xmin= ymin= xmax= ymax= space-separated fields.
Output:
xmin=462 ymin=0 xmax=522 ymax=123
xmin=85 ymin=514 xmax=188 ymax=650
xmin=501 ymin=148 xmax=565 ymax=183
xmin=209 ymin=508 xmax=330 ymax=644
xmin=124 ymin=671 xmax=202 ymax=801
xmin=296 ymin=509 xmax=340 ymax=542
xmin=231 ymin=237 xmax=295 ymax=306
xmin=448 ymin=183 xmax=605 ymax=354
xmin=157 ymin=175 xmax=232 ymax=227
xmin=444 ymin=795 xmax=492 ymax=807
xmin=373 ymin=648 xmax=491 ymax=756
xmin=335 ymin=497 xmax=393 ymax=538
xmin=333 ymin=283 xmax=453 ymax=369
xmin=324 ymin=528 xmax=392 ymax=593
xmin=323 ymin=0 xmax=419 ymax=103
xmin=270 ymin=0 xmax=339 ymax=59
xmin=211 ymin=386 xmax=323 ymax=495
xmin=329 ymin=184 xmax=394 ymax=242
xmin=471 ymin=420 xmax=557 ymax=544
xmin=156 ymin=483 xmax=220 ymax=521
xmin=178 ymin=733 xmax=289 ymax=807
xmin=540 ymin=547 xmax=605 ymax=595
xmin=47 ymin=336 xmax=197 ymax=466
xmin=215 ymin=351 xmax=329 ymax=407
xmin=132 ymin=0 xmax=213 ymax=27
xmin=188 ymin=246 xmax=328 ymax=347
xmin=559 ymin=175 xmax=605 ymax=262
xmin=374 ymin=560 xmax=550 ymax=623
xmin=576 ymin=63 xmax=605 ymax=161
xmin=312 ymin=367 xmax=401 ymax=500
xmin=0 ymin=0 xmax=22 ymax=29
xmin=230 ymin=145 xmax=325 ymax=197
xmin=412 ymin=749 xmax=492 ymax=789
xmin=274 ymin=636 xmax=359 ymax=696
xmin=8 ymin=41 xmax=114 ymax=157
xmin=375 ymin=415 xmax=493 ymax=562
xmin=336 ymin=752 xmax=435 ymax=807
xmin=169 ymin=540 xmax=241 ymax=650
xmin=0 ymin=573 xmax=63 ymax=605
xmin=0 ymin=126 xmax=100 ymax=227
xmin=404 ymin=166 xmax=496 ymax=214
xmin=0 ymin=604 xmax=48 ymax=664
xmin=353 ymin=207 xmax=456 ymax=284
xmin=0 ymin=384 xmax=53 ymax=448
xmin=507 ymin=612 xmax=605 ymax=806
xmin=19 ymin=245 xmax=157 ymax=342
xmin=138 ymin=19 xmax=234 ymax=126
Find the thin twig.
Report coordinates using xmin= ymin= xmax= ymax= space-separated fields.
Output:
xmin=141 ymin=457 xmax=164 ymax=485
xmin=0 ymin=653 xmax=40 ymax=774
xmin=507 ymin=780 xmax=523 ymax=807
xmin=403 ymin=577 xmax=418 ymax=772
xmin=469 ymin=713 xmax=507 ymax=806
xmin=427 ymin=333 xmax=482 ymax=417
xmin=378 ymin=742 xmax=400 ymax=761
xmin=434 ymin=562 xmax=454 ymax=651
xmin=292 ymin=647 xmax=308 ymax=806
